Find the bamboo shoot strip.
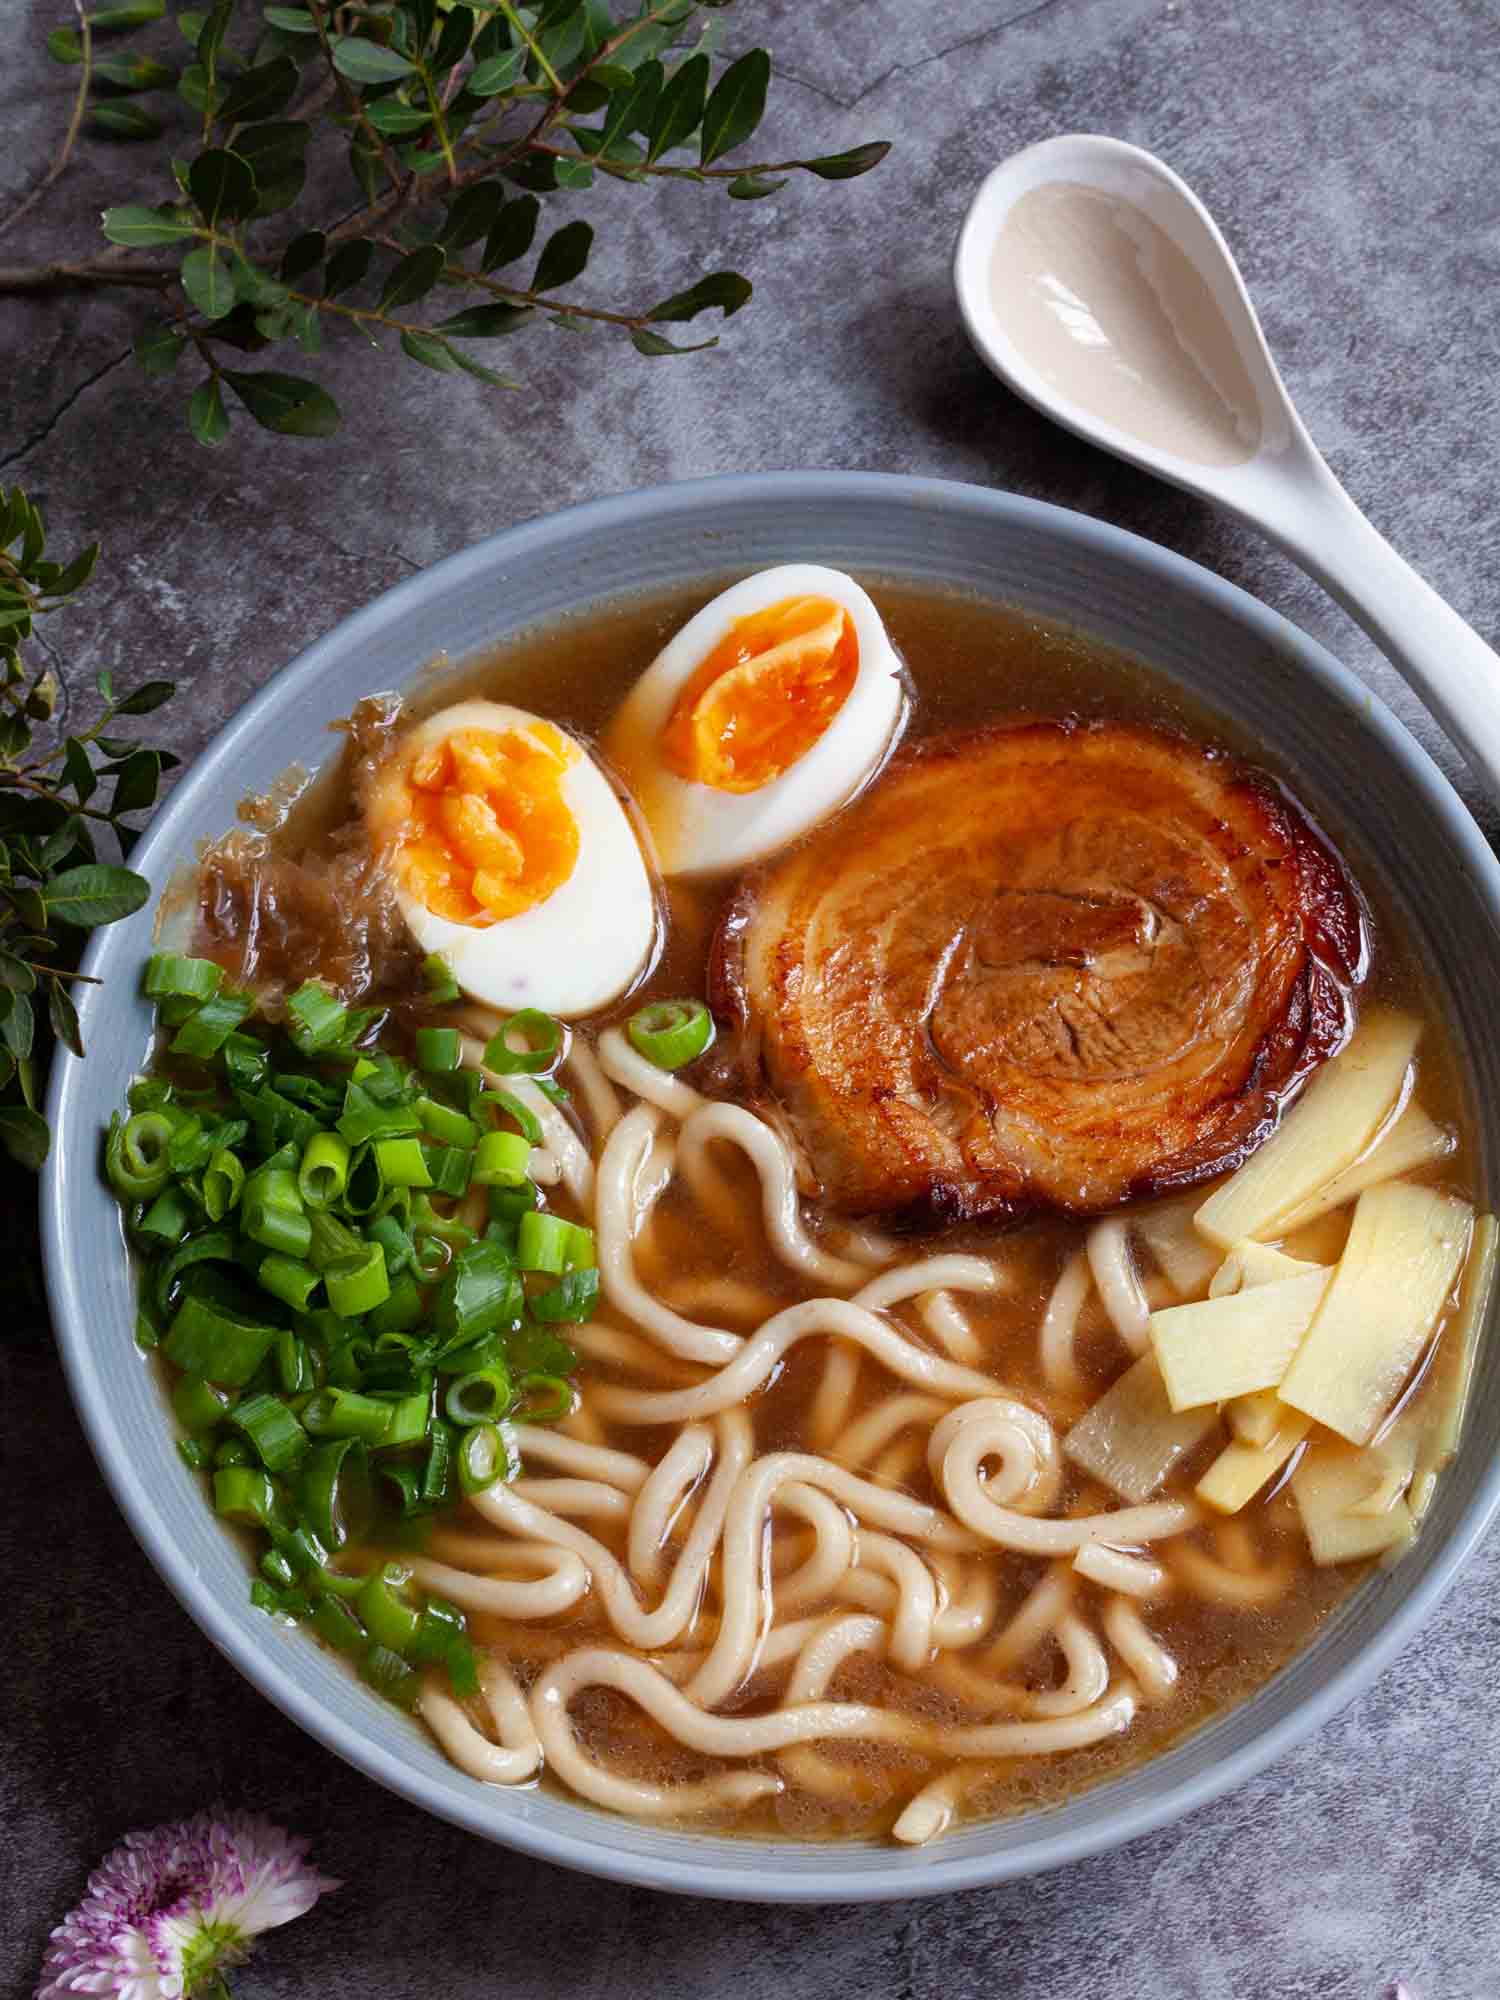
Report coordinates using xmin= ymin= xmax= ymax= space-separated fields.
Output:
xmin=1063 ymin=1353 xmax=1219 ymax=1504
xmin=1197 ymin=1408 xmax=1312 ymax=1514
xmin=1193 ymin=1010 xmax=1421 ymax=1249
xmin=1134 ymin=1196 xmax=1221 ymax=1298
xmin=1409 ymin=1211 xmax=1499 ymax=1521
xmin=1271 ymin=1102 xmax=1455 ymax=1235
xmin=1291 ymin=1436 xmax=1415 ymax=1565
xmin=1279 ymin=1183 xmax=1473 ymax=1445
xmin=1150 ymin=1268 xmax=1331 ymax=1411
xmin=1208 ymin=1240 xmax=1321 ymax=1297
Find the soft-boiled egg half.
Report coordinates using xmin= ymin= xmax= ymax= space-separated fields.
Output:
xmin=366 ymin=699 xmax=655 ymax=1017
xmin=604 ymin=565 xmax=905 ymax=877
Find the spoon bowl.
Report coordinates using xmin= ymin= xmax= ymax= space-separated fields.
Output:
xmin=955 ymin=133 xmax=1500 ymax=802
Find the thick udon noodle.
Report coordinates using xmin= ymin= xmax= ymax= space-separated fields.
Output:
xmin=401 ymin=1022 xmax=1316 ymax=1845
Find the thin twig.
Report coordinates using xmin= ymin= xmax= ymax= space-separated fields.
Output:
xmin=0 ymin=2 xmax=93 ymax=243
xmin=0 ymin=257 xmax=175 ymax=293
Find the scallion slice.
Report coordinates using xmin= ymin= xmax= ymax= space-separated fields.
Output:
xmin=298 ymin=1131 xmax=351 ymax=1209
xmin=444 ymin=1364 xmax=512 ymax=1427
xmin=422 ymin=953 xmax=460 ymax=1006
xmin=163 ymin=1295 xmax=279 ymax=1387
xmin=325 ymin=1241 xmax=390 ymax=1319
xmin=143 ymin=953 xmax=223 ymax=1003
xmin=287 ymin=979 xmax=350 ymax=1054
xmin=472 ymin=1129 xmax=531 ymax=1187
xmin=374 ymin=1135 xmax=432 ymax=1190
xmin=530 ymin=1267 xmax=600 ymax=1324
xmin=482 ymin=1009 xmax=563 ymax=1076
xmin=415 ymin=1027 xmax=462 ymax=1074
xmin=302 ymin=1387 xmax=393 ymax=1444
xmin=106 ymin=1109 xmax=175 ymax=1199
xmin=170 ymin=987 xmax=254 ymax=1061
xmin=231 ymin=1391 xmax=309 ymax=1473
xmin=627 ymin=997 xmax=713 ymax=1070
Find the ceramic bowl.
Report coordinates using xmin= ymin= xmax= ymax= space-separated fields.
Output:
xmin=42 ymin=471 xmax=1500 ymax=1901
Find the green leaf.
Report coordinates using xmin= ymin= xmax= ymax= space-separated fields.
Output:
xmin=440 ymin=181 xmax=505 ymax=250
xmin=45 ymin=863 xmax=151 ymax=929
xmin=101 ymin=204 xmax=198 ymax=247
xmin=727 ymin=172 xmax=786 ymax=200
xmin=631 ymin=326 xmax=717 ymax=356
xmin=1 ymin=994 xmax=34 ymax=1062
xmin=480 ymin=194 xmax=538 ymax=271
xmin=93 ymin=51 xmax=178 ymax=89
xmin=467 ymin=46 xmax=525 ymax=95
xmin=90 ymin=97 xmax=166 ymax=136
xmin=447 ymin=346 xmax=520 ymax=390
xmin=0 ymin=951 xmax=36 ymax=995
xmin=798 ymin=142 xmax=891 ymax=181
xmin=53 ymin=543 xmax=100 ymax=595
xmin=430 ymin=5 xmax=473 ymax=73
xmin=646 ymin=50 xmax=707 ymax=161
xmin=551 ymin=156 xmax=593 ymax=190
xmin=177 ymin=62 xmax=218 ymax=116
xmin=189 ymin=147 xmax=259 ymax=226
xmin=89 ymin=0 xmax=167 ymax=27
xmin=289 ymin=301 xmax=322 ymax=352
xmin=229 ymin=252 xmax=288 ymax=307
xmin=331 ymin=36 xmax=416 ymax=82
xmin=699 ymin=46 xmax=768 ymax=166
xmin=48 ymin=27 xmax=84 ymax=62
xmin=48 ymin=980 xmax=85 ymax=1060
xmin=197 ymin=0 xmax=233 ymax=76
xmin=0 ymin=1106 xmax=49 ymax=1172
xmin=181 ymin=244 xmax=236 ymax=319
xmin=530 ymin=219 xmax=591 ymax=293
xmin=112 ymin=678 xmax=176 ymax=715
xmin=216 ymin=52 xmax=298 ymax=123
xmin=62 ymin=739 xmax=98 ymax=805
xmin=135 ymin=320 xmax=186 ymax=375
xmin=598 ymin=57 xmax=661 ymax=155
xmin=323 ymin=239 xmax=373 ymax=298
xmin=222 ymin=369 xmax=341 ymax=436
xmin=377 ymin=243 xmax=446 ymax=313
xmin=110 ymin=749 xmax=162 ymax=814
xmin=189 ymin=375 xmax=231 ymax=444
xmin=646 ymin=270 xmax=750 ymax=323
xmin=400 ymin=330 xmax=460 ymax=372
xmin=178 ymin=11 xmax=207 ymax=45
xmin=363 ymin=98 xmax=432 ymax=135
xmin=279 ymin=228 xmax=326 ymax=280
xmin=434 ymin=302 xmax=533 ymax=338
xmin=262 ymin=5 xmax=319 ymax=30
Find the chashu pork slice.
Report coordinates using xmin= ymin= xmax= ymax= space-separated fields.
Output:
xmin=712 ymin=720 xmax=1364 ymax=1226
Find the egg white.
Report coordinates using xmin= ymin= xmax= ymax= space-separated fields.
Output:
xmin=604 ymin=564 xmax=905 ymax=878
xmin=378 ymin=699 xmax=655 ymax=1018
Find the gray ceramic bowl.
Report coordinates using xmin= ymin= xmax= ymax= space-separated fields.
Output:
xmin=43 ymin=472 xmax=1500 ymax=1902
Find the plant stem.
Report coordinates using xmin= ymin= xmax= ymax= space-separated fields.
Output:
xmin=497 ymin=1 xmax=563 ymax=95
xmin=0 ymin=256 xmax=174 ymax=292
xmin=0 ymin=3 xmax=93 ymax=243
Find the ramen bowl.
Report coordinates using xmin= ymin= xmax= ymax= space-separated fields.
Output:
xmin=42 ymin=471 xmax=1500 ymax=1901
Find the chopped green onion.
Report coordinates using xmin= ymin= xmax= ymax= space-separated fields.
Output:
xmin=472 ymin=1129 xmax=531 ymax=1187
xmin=366 ymin=1213 xmax=413 ymax=1277
xmin=516 ymin=1373 xmax=574 ymax=1424
xmin=325 ymin=1240 xmax=390 ymax=1318
xmin=378 ymin=1390 xmax=431 ymax=1450
xmin=310 ymin=1592 xmax=367 ymax=1655
xmin=530 ymin=1267 xmax=600 ymax=1323
xmin=415 ymin=1027 xmax=462 ymax=1073
xmin=173 ymin=1375 xmax=233 ymax=1434
xmin=202 ymin=1146 xmax=245 ymax=1221
xmin=214 ymin=1436 xmax=255 ymax=1469
xmin=106 ymin=1109 xmax=175 ymax=1199
xmin=420 ymin=1421 xmax=455 ymax=1508
xmin=244 ymin=1200 xmax=312 ymax=1260
xmin=297 ymin=1438 xmax=373 ymax=1550
xmin=482 ymin=1009 xmax=563 ymax=1076
xmin=163 ymin=1295 xmax=279 ymax=1386
xmin=138 ymin=1185 xmax=194 ymax=1245
xmin=276 ymin=1329 xmax=316 ymax=1394
xmin=170 ymin=988 xmax=255 ymax=1061
xmin=360 ymin=1642 xmax=420 ymax=1708
xmin=416 ymin=1094 xmax=478 ymax=1148
xmin=143 ymin=953 xmax=223 ymax=1002
xmin=358 ymin=1563 xmax=423 ymax=1653
xmin=457 ymin=1421 xmax=508 ymax=1494
xmin=230 ymin=1391 xmax=308 ymax=1472
xmin=177 ymin=1436 xmax=210 ymax=1471
xmin=287 ymin=980 xmax=350 ymax=1052
xmin=422 ymin=953 xmax=461 ymax=1005
xmin=369 ymin=1272 xmax=423 ymax=1334
xmin=337 ymin=1083 xmax=422 ymax=1147
xmin=302 ymin=1387 xmax=393 ymax=1443
xmin=298 ymin=1131 xmax=351 ymax=1209
xmin=374 ymin=1459 xmax=424 ymax=1515
xmin=258 ymin=1252 xmax=322 ymax=1314
xmin=517 ymin=1211 xmax=593 ymax=1275
xmin=444 ymin=1365 xmax=512 ymax=1427
xmin=129 ymin=1075 xmax=174 ymax=1112
xmin=373 ymin=1135 xmax=431 ymax=1189
xmin=627 ymin=997 xmax=714 ymax=1069
xmin=212 ymin=1466 xmax=282 ymax=1528
xmin=135 ymin=1308 xmax=161 ymax=1350
xmin=433 ymin=1239 xmax=521 ymax=1345
xmin=307 ymin=1209 xmax=363 ymax=1272
xmin=420 ymin=1141 xmax=471 ymax=1199
xmin=488 ymin=1089 xmax=542 ymax=1145
xmin=222 ymin=1032 xmax=269 ymax=1091
xmin=260 ymin=1548 xmax=297 ymax=1590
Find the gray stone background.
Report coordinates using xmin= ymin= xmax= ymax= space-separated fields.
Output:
xmin=4 ymin=0 xmax=1499 ymax=1992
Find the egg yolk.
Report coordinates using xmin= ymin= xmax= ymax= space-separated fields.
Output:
xmin=661 ymin=596 xmax=859 ymax=794
xmin=374 ymin=724 xmax=579 ymax=926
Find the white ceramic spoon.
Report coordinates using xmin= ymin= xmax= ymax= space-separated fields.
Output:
xmin=953 ymin=131 xmax=1500 ymax=800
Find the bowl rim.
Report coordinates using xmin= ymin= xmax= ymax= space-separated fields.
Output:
xmin=41 ymin=468 xmax=1500 ymax=1902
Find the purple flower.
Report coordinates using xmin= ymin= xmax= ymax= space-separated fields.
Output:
xmin=37 ymin=1810 xmax=338 ymax=1999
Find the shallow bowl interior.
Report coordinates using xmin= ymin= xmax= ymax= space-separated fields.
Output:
xmin=42 ymin=472 xmax=1500 ymax=1902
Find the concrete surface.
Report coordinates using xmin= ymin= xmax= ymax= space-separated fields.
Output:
xmin=3 ymin=0 xmax=1498 ymax=1992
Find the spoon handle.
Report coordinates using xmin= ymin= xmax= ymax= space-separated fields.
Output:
xmin=1259 ymin=456 xmax=1500 ymax=804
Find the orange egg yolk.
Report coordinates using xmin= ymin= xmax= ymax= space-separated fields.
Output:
xmin=660 ymin=596 xmax=859 ymax=794
xmin=374 ymin=724 xmax=579 ymax=926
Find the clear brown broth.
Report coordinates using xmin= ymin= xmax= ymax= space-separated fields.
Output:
xmin=253 ymin=580 xmax=1477 ymax=1839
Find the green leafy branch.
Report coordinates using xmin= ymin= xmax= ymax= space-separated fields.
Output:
xmin=0 ymin=0 xmax=890 ymax=443
xmin=0 ymin=487 xmax=175 ymax=1169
